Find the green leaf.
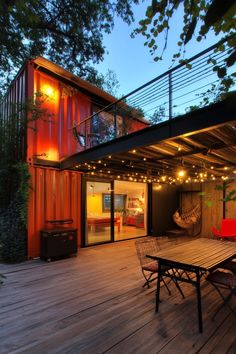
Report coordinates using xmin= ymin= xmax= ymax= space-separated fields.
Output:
xmin=215 ymin=184 xmax=224 ymax=190
xmin=217 ymin=67 xmax=227 ymax=78
xmin=146 ymin=6 xmax=154 ymax=19
xmin=184 ymin=17 xmax=197 ymax=44
xmin=226 ymin=49 xmax=236 ymax=67
xmin=198 ymin=192 xmax=207 ymax=196
xmin=205 ymin=200 xmax=213 ymax=208
xmin=204 ymin=0 xmax=235 ymax=28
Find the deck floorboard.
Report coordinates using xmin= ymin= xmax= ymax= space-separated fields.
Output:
xmin=0 ymin=237 xmax=235 ymax=354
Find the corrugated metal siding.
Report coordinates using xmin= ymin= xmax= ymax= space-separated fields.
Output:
xmin=0 ymin=66 xmax=29 ymax=161
xmin=27 ymin=70 xmax=91 ymax=162
xmin=28 ymin=166 xmax=82 ymax=259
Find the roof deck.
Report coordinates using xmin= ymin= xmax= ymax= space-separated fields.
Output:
xmin=0 ymin=237 xmax=235 ymax=353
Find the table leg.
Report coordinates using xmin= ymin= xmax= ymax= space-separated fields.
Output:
xmin=196 ymin=269 xmax=203 ymax=333
xmin=156 ymin=262 xmax=161 ymax=312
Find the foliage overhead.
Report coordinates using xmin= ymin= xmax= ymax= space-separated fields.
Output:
xmin=0 ymin=0 xmax=138 ymax=95
xmin=133 ymin=0 xmax=236 ymax=77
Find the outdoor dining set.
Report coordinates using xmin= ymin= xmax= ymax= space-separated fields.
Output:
xmin=135 ymin=220 xmax=236 ymax=333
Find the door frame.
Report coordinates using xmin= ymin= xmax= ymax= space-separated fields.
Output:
xmin=81 ymin=176 xmax=114 ymax=246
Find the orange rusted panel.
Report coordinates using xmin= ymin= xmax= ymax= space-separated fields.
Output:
xmin=28 ymin=166 xmax=82 ymax=259
xmin=27 ymin=69 xmax=91 ymax=163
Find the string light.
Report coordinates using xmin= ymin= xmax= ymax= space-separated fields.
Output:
xmin=177 ymin=169 xmax=186 ymax=178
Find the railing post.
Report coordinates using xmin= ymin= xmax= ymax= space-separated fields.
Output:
xmin=85 ymin=120 xmax=88 ymax=149
xmin=168 ymin=72 xmax=173 ymax=120
xmin=114 ymin=106 xmax=117 ymax=139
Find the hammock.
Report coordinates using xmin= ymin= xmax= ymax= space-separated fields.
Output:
xmin=173 ymin=204 xmax=201 ymax=230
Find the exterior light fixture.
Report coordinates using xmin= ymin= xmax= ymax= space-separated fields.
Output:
xmin=42 ymin=85 xmax=55 ymax=98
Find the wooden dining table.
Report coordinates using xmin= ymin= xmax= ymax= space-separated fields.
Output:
xmin=147 ymin=238 xmax=236 ymax=333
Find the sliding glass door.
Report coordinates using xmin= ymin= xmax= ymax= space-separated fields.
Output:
xmin=85 ymin=181 xmax=112 ymax=245
xmin=114 ymin=180 xmax=147 ymax=241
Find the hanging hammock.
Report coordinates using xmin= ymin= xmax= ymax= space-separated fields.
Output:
xmin=173 ymin=204 xmax=201 ymax=230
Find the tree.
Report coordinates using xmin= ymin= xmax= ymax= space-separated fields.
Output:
xmin=133 ymin=0 xmax=236 ymax=82
xmin=148 ymin=105 xmax=166 ymax=124
xmin=85 ymin=69 xmax=120 ymax=96
xmin=0 ymin=0 xmax=138 ymax=96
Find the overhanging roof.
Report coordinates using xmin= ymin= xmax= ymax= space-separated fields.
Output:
xmin=60 ymin=93 xmax=236 ymax=182
xmin=32 ymin=57 xmax=118 ymax=105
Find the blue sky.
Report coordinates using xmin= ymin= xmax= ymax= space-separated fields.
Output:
xmin=95 ymin=1 xmax=222 ymax=97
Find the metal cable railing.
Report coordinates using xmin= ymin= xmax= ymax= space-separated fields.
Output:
xmin=72 ymin=37 xmax=235 ymax=150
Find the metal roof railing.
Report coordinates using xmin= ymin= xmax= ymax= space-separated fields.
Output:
xmin=72 ymin=36 xmax=235 ymax=150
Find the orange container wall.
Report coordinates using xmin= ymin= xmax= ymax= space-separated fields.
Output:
xmin=28 ymin=166 xmax=82 ymax=259
xmin=27 ymin=70 xmax=92 ymax=163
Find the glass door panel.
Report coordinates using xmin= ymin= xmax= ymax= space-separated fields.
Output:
xmin=85 ymin=181 xmax=112 ymax=245
xmin=114 ymin=180 xmax=147 ymax=241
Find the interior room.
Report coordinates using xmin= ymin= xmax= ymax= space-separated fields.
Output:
xmin=85 ymin=180 xmax=147 ymax=245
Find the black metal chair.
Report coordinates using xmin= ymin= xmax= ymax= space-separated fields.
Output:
xmin=135 ymin=238 xmax=185 ymax=299
xmin=135 ymin=238 xmax=170 ymax=293
xmin=221 ymin=259 xmax=236 ymax=275
xmin=206 ymin=270 xmax=236 ymax=319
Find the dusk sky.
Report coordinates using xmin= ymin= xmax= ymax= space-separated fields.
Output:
xmin=95 ymin=1 xmax=222 ymax=97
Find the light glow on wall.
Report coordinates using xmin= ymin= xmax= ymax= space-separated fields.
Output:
xmin=42 ymin=84 xmax=56 ymax=99
xmin=46 ymin=148 xmax=59 ymax=161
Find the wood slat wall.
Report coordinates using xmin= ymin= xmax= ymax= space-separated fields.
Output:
xmin=225 ymin=180 xmax=236 ymax=219
xmin=179 ymin=182 xmax=225 ymax=238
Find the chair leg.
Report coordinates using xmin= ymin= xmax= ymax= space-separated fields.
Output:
xmin=162 ymin=277 xmax=172 ymax=295
xmin=210 ymin=283 xmax=236 ymax=319
xmin=142 ymin=270 xmax=157 ymax=288
xmin=167 ymin=268 xmax=185 ymax=299
xmin=173 ymin=280 xmax=185 ymax=299
xmin=141 ymin=270 xmax=171 ymax=295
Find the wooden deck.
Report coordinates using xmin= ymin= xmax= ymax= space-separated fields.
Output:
xmin=0 ymin=237 xmax=235 ymax=354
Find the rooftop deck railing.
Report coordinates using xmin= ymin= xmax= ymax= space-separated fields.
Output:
xmin=72 ymin=37 xmax=235 ymax=150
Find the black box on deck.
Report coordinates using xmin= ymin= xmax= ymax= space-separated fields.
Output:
xmin=40 ymin=228 xmax=77 ymax=261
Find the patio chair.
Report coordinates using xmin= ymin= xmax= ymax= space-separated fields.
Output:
xmin=221 ymin=259 xmax=236 ymax=275
xmin=135 ymin=238 xmax=171 ymax=293
xmin=206 ymin=270 xmax=236 ymax=319
xmin=135 ymin=238 xmax=185 ymax=299
xmin=212 ymin=219 xmax=236 ymax=241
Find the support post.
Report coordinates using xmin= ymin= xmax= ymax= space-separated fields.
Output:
xmin=168 ymin=72 xmax=173 ymax=120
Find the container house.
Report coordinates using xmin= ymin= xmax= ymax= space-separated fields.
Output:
xmin=1 ymin=41 xmax=236 ymax=260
